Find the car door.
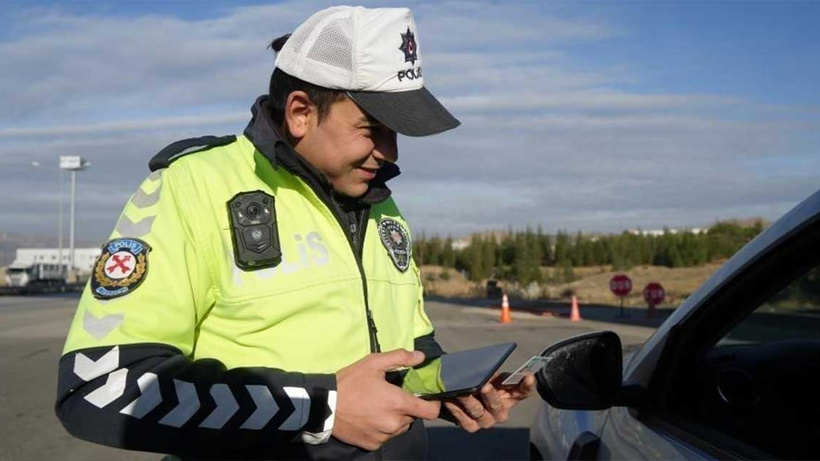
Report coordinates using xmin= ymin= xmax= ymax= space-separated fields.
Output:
xmin=597 ymin=210 xmax=820 ymax=459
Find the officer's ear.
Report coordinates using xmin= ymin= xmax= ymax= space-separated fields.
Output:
xmin=284 ymin=90 xmax=315 ymax=139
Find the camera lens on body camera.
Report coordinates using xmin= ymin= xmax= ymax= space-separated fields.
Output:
xmin=246 ymin=203 xmax=261 ymax=218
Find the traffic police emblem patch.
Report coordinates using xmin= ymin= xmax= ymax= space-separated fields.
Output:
xmin=91 ymin=238 xmax=151 ymax=300
xmin=378 ymin=218 xmax=411 ymax=272
xmin=399 ymin=27 xmax=418 ymax=65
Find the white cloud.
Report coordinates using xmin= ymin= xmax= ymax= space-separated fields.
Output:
xmin=0 ymin=1 xmax=818 ymax=242
xmin=0 ymin=113 xmax=247 ymax=138
xmin=442 ymin=90 xmax=740 ymax=112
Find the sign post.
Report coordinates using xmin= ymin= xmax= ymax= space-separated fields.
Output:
xmin=643 ymin=282 xmax=665 ymax=319
xmin=609 ymin=274 xmax=632 ymax=318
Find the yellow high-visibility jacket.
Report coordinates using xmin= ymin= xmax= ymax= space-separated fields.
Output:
xmin=56 ymin=96 xmax=441 ymax=460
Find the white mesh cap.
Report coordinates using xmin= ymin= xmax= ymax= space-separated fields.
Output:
xmin=275 ymin=6 xmax=459 ymax=136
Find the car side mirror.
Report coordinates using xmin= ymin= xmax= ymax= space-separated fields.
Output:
xmin=535 ymin=331 xmax=623 ymax=410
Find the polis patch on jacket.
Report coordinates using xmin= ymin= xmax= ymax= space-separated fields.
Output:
xmin=378 ymin=218 xmax=411 ymax=272
xmin=91 ymin=238 xmax=151 ymax=299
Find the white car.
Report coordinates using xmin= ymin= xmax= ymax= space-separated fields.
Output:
xmin=530 ymin=188 xmax=820 ymax=460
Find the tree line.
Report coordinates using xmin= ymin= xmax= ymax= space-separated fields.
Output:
xmin=413 ymin=221 xmax=765 ymax=284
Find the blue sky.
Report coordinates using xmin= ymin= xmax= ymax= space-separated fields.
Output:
xmin=1 ymin=0 xmax=819 ymax=242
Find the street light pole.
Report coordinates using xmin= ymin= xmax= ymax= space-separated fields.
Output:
xmin=59 ymin=168 xmax=64 ymax=275
xmin=69 ymin=169 xmax=76 ymax=270
xmin=59 ymin=156 xmax=90 ymax=273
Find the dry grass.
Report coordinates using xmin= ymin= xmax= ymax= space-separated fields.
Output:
xmin=420 ymin=266 xmax=483 ymax=298
xmin=551 ymin=263 xmax=723 ymax=307
xmin=420 ymin=262 xmax=725 ymax=308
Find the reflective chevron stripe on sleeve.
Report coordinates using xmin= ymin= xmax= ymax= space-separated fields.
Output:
xmin=57 ymin=344 xmax=337 ymax=455
xmin=120 ymin=373 xmax=162 ymax=418
xmin=281 ymin=387 xmax=310 ymax=431
xmin=299 ymin=390 xmax=336 ymax=445
xmin=200 ymin=384 xmax=239 ymax=429
xmin=84 ymin=368 xmax=128 ymax=408
xmin=74 ymin=346 xmax=120 ymax=381
xmin=241 ymin=385 xmax=279 ymax=430
xmin=159 ymin=379 xmax=200 ymax=428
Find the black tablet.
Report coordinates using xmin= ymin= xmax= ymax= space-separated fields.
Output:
xmin=401 ymin=342 xmax=517 ymax=400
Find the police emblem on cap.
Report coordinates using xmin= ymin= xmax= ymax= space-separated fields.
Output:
xmin=91 ymin=238 xmax=151 ymax=300
xmin=378 ymin=218 xmax=412 ymax=272
xmin=399 ymin=27 xmax=418 ymax=65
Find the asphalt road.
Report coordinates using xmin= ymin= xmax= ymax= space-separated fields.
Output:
xmin=0 ymin=294 xmax=658 ymax=461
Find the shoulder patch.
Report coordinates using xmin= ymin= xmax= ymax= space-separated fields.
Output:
xmin=148 ymin=135 xmax=237 ymax=172
xmin=378 ymin=218 xmax=411 ymax=272
xmin=91 ymin=238 xmax=151 ymax=300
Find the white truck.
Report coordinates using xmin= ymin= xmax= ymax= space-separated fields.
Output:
xmin=5 ymin=262 xmax=66 ymax=290
xmin=2 ymin=248 xmax=100 ymax=293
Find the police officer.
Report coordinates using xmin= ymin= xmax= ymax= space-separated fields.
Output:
xmin=56 ymin=6 xmax=534 ymax=460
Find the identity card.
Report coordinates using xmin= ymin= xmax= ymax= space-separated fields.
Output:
xmin=501 ymin=356 xmax=549 ymax=386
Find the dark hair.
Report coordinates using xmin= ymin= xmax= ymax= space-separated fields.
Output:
xmin=268 ymin=34 xmax=346 ymax=128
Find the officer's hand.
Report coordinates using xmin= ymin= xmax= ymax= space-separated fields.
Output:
xmin=444 ymin=372 xmax=536 ymax=433
xmin=333 ymin=349 xmax=441 ymax=451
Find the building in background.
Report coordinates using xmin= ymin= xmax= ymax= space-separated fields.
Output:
xmin=11 ymin=248 xmax=101 ymax=274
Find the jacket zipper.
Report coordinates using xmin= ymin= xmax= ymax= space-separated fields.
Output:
xmin=353 ymin=210 xmax=379 ymax=352
xmin=347 ymin=216 xmax=381 ymax=353
xmin=284 ymin=168 xmax=382 ymax=353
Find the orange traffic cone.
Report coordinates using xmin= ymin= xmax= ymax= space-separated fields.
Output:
xmin=500 ymin=294 xmax=512 ymax=324
xmin=569 ymin=295 xmax=582 ymax=322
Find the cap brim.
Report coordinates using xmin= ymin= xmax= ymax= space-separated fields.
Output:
xmin=348 ymin=87 xmax=460 ymax=137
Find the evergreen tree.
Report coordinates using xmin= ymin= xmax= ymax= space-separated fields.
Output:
xmin=426 ymin=236 xmax=443 ymax=266
xmin=560 ymin=260 xmax=576 ymax=283
xmin=513 ymin=233 xmax=541 ymax=285
xmin=441 ymin=236 xmax=456 ymax=268
xmin=500 ymin=229 xmax=516 ymax=266
xmin=591 ymin=239 xmax=607 ymax=266
xmin=465 ymin=235 xmax=487 ymax=281
xmin=537 ymin=226 xmax=552 ymax=265
xmin=482 ymin=235 xmax=497 ymax=278
xmin=526 ymin=228 xmax=544 ymax=270
xmin=554 ymin=232 xmax=571 ymax=267
xmin=572 ymin=231 xmax=585 ymax=267
xmin=414 ymin=232 xmax=426 ymax=265
xmin=610 ymin=232 xmax=633 ymax=270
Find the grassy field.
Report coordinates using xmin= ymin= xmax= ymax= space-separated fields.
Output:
xmin=420 ymin=262 xmax=725 ymax=308
xmin=0 ymin=261 xmax=721 ymax=308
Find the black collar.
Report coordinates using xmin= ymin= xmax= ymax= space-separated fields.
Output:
xmin=243 ymin=95 xmax=399 ymax=205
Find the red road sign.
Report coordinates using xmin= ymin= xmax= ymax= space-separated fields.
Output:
xmin=643 ymin=282 xmax=665 ymax=306
xmin=610 ymin=274 xmax=632 ymax=297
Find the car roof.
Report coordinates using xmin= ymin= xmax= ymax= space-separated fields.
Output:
xmin=625 ymin=186 xmax=820 ymax=382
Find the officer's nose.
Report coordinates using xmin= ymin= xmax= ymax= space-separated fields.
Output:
xmin=372 ymin=129 xmax=398 ymax=164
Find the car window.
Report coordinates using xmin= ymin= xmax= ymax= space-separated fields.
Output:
xmin=717 ymin=266 xmax=820 ymax=345
xmin=681 ymin=264 xmax=820 ymax=459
